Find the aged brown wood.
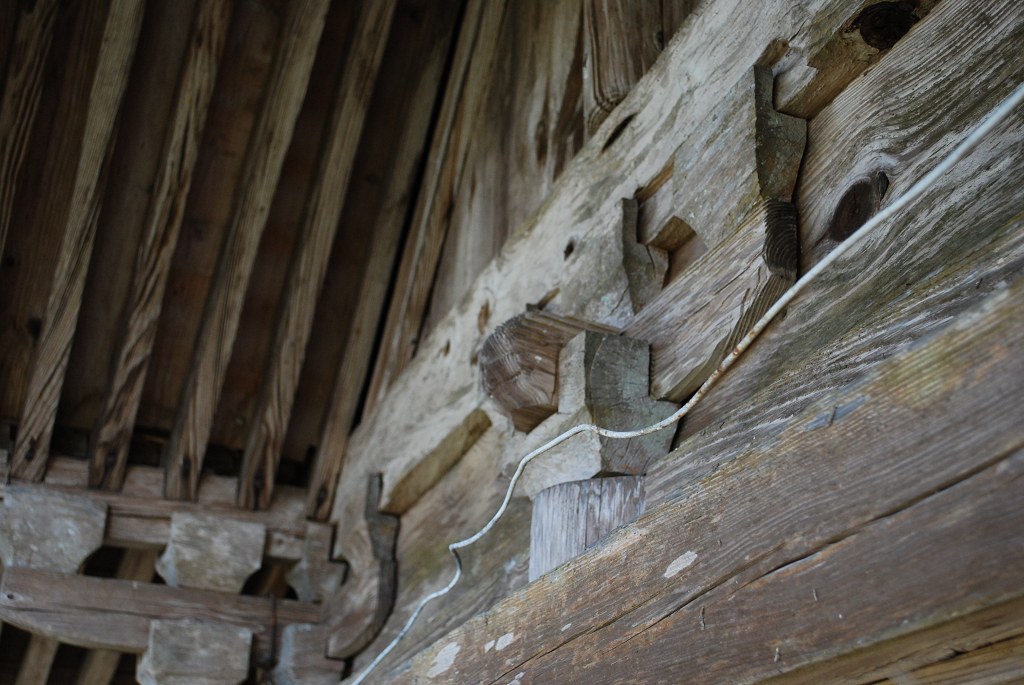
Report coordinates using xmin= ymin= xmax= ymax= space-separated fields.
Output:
xmin=272 ymin=624 xmax=346 ymax=685
xmin=505 ymin=330 xmax=677 ymax=498
xmin=676 ymin=0 xmax=1024 ymax=447
xmin=302 ymin=0 xmax=464 ymax=520
xmin=625 ymin=199 xmax=798 ymax=401
xmin=163 ymin=0 xmax=330 ymax=500
xmin=13 ymin=634 xmax=60 ymax=685
xmin=10 ymin=0 xmax=146 ymax=481
xmin=479 ymin=312 xmax=616 ymax=433
xmin=0 ymin=0 xmax=59 ymax=260
xmin=529 ymin=476 xmax=643 ymax=581
xmin=86 ymin=0 xmax=234 ymax=492
xmin=75 ymin=549 xmax=157 ymax=685
xmin=582 ymin=0 xmax=661 ymax=134
xmin=374 ymin=267 xmax=1024 ymax=685
xmin=236 ymin=0 xmax=398 ymax=510
xmin=154 ymin=513 xmax=265 ymax=592
xmin=136 ymin=619 xmax=252 ymax=685
xmin=871 ymin=633 xmax=1024 ymax=685
xmin=0 ymin=566 xmax=320 ymax=657
xmin=362 ymin=0 xmax=510 ymax=416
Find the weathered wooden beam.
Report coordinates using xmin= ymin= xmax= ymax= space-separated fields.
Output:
xmin=479 ymin=312 xmax=616 ymax=433
xmin=87 ymin=0 xmax=234 ymax=492
xmin=163 ymin=0 xmax=330 ymax=501
xmin=0 ymin=566 xmax=320 ymax=656
xmin=529 ymin=476 xmax=643 ymax=582
xmin=582 ymin=0 xmax=662 ymax=134
xmin=505 ymin=330 xmax=677 ymax=498
xmin=374 ymin=265 xmax=1024 ymax=685
xmin=136 ymin=619 xmax=252 ymax=685
xmin=10 ymin=0 xmax=146 ymax=481
xmin=75 ymin=550 xmax=157 ymax=685
xmin=362 ymin=0 xmax=510 ymax=416
xmin=302 ymin=0 xmax=464 ymax=520
xmin=236 ymin=0 xmax=399 ymax=510
xmin=13 ymin=633 xmax=60 ymax=685
xmin=0 ymin=0 xmax=59 ymax=259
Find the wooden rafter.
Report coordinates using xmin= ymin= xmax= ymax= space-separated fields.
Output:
xmin=236 ymin=0 xmax=399 ymax=510
xmin=303 ymin=0 xmax=464 ymax=520
xmin=9 ymin=0 xmax=146 ymax=481
xmin=361 ymin=0 xmax=510 ymax=417
xmin=163 ymin=0 xmax=330 ymax=501
xmin=86 ymin=0 xmax=235 ymax=492
xmin=0 ymin=0 xmax=59 ymax=260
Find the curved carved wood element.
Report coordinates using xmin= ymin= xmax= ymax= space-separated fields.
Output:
xmin=479 ymin=312 xmax=615 ymax=433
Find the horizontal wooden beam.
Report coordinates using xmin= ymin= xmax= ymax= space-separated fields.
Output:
xmin=373 ymin=274 xmax=1024 ymax=683
xmin=163 ymin=0 xmax=330 ymax=501
xmin=0 ymin=567 xmax=320 ymax=656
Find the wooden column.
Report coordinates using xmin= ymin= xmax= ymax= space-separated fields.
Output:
xmin=10 ymin=0 xmax=146 ymax=481
xmin=87 ymin=0 xmax=235 ymax=492
xmin=529 ymin=476 xmax=644 ymax=581
xmin=163 ymin=0 xmax=330 ymax=501
xmin=236 ymin=0 xmax=398 ymax=510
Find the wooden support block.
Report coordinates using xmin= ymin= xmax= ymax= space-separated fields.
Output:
xmin=0 ymin=486 xmax=106 ymax=573
xmin=621 ymin=197 xmax=668 ymax=313
xmin=10 ymin=0 xmax=146 ymax=481
xmin=626 ymin=198 xmax=798 ymax=401
xmin=529 ymin=476 xmax=644 ymax=582
xmin=671 ymin=65 xmax=805 ymax=249
xmin=163 ymin=0 xmax=330 ymax=501
xmin=325 ymin=475 xmax=398 ymax=659
xmin=480 ymin=312 xmax=617 ymax=433
xmin=87 ymin=0 xmax=235 ymax=492
xmin=272 ymin=624 xmax=345 ymax=685
xmin=0 ymin=0 xmax=59 ymax=259
xmin=505 ymin=331 xmax=677 ymax=499
xmin=236 ymin=0 xmax=398 ymax=511
xmin=155 ymin=513 xmax=265 ymax=593
xmin=582 ymin=0 xmax=662 ymax=134
xmin=286 ymin=521 xmax=346 ymax=603
xmin=137 ymin=619 xmax=252 ymax=685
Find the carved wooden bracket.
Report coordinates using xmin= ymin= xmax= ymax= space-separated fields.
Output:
xmin=286 ymin=521 xmax=346 ymax=603
xmin=155 ymin=512 xmax=265 ymax=593
xmin=0 ymin=486 xmax=106 ymax=573
xmin=137 ymin=619 xmax=252 ymax=685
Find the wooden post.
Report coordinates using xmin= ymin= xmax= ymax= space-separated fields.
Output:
xmin=529 ymin=476 xmax=644 ymax=581
xmin=136 ymin=619 xmax=252 ymax=685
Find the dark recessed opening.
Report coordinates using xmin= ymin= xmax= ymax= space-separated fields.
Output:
xmin=824 ymin=171 xmax=890 ymax=244
xmin=564 ymin=239 xmax=576 ymax=259
xmin=602 ymin=113 xmax=636 ymax=153
xmin=855 ymin=2 xmax=918 ymax=50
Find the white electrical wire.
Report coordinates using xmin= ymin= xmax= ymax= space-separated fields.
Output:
xmin=348 ymin=79 xmax=1024 ymax=685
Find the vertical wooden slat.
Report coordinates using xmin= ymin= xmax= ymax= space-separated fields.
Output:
xmin=10 ymin=0 xmax=146 ymax=481
xmin=303 ymin=0 xmax=466 ymax=519
xmin=14 ymin=635 xmax=60 ymax=685
xmin=361 ymin=0 xmax=510 ymax=417
xmin=73 ymin=549 xmax=157 ymax=685
xmin=163 ymin=0 xmax=330 ymax=501
xmin=0 ymin=0 xmax=60 ymax=259
xmin=86 ymin=0 xmax=235 ymax=492
xmin=236 ymin=0 xmax=399 ymax=510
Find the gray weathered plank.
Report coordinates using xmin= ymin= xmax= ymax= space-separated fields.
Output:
xmin=163 ymin=0 xmax=330 ymax=500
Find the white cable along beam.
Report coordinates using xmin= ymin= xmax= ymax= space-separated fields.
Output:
xmin=349 ymin=78 xmax=1024 ymax=685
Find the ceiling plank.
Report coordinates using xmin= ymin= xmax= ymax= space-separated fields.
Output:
xmin=360 ymin=0 xmax=510 ymax=418
xmin=236 ymin=0 xmax=399 ymax=510
xmin=303 ymin=0 xmax=464 ymax=521
xmin=0 ymin=0 xmax=59 ymax=260
xmin=86 ymin=0 xmax=234 ymax=492
xmin=9 ymin=0 xmax=146 ymax=481
xmin=162 ymin=0 xmax=331 ymax=501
